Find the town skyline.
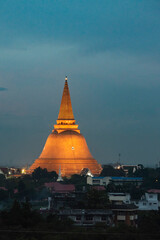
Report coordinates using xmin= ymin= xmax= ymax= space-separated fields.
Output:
xmin=0 ymin=0 xmax=160 ymax=168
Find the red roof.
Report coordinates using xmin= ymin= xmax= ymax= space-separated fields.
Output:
xmin=44 ymin=182 xmax=56 ymax=188
xmin=45 ymin=182 xmax=75 ymax=193
xmin=148 ymin=189 xmax=160 ymax=193
xmin=14 ymin=189 xmax=18 ymax=194
xmin=92 ymin=186 xmax=106 ymax=191
xmin=0 ymin=187 xmax=8 ymax=191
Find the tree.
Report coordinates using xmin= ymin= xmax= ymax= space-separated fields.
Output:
xmin=63 ymin=174 xmax=87 ymax=190
xmin=32 ymin=167 xmax=58 ymax=181
xmin=86 ymin=189 xmax=109 ymax=209
xmin=0 ymin=174 xmax=6 ymax=186
xmin=0 ymin=189 xmax=9 ymax=200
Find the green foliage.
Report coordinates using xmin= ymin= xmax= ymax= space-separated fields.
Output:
xmin=0 ymin=174 xmax=6 ymax=186
xmin=129 ymin=186 xmax=144 ymax=200
xmin=86 ymin=189 xmax=109 ymax=209
xmin=0 ymin=189 xmax=9 ymax=200
xmin=46 ymin=214 xmax=74 ymax=231
xmin=138 ymin=211 xmax=160 ymax=233
xmin=63 ymin=174 xmax=86 ymax=190
xmin=133 ymin=167 xmax=160 ymax=189
xmin=32 ymin=167 xmax=58 ymax=181
xmin=0 ymin=199 xmax=44 ymax=228
xmin=18 ymin=180 xmax=26 ymax=194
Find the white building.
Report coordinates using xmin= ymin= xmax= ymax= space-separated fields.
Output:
xmin=132 ymin=192 xmax=158 ymax=211
xmin=108 ymin=192 xmax=159 ymax=211
xmin=87 ymin=176 xmax=110 ymax=186
xmin=108 ymin=192 xmax=131 ymax=205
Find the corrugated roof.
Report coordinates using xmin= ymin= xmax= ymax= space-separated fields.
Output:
xmin=45 ymin=182 xmax=75 ymax=193
xmin=148 ymin=189 xmax=160 ymax=193
xmin=111 ymin=177 xmax=143 ymax=180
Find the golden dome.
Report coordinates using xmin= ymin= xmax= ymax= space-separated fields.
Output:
xmin=30 ymin=130 xmax=101 ymax=176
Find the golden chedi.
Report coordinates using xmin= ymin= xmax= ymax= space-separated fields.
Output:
xmin=29 ymin=77 xmax=102 ymax=177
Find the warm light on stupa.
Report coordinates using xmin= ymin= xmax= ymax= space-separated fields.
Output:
xmin=29 ymin=77 xmax=102 ymax=177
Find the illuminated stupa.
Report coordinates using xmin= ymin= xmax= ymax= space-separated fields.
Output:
xmin=29 ymin=77 xmax=102 ymax=177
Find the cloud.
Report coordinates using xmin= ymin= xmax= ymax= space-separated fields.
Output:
xmin=0 ymin=87 xmax=7 ymax=91
xmin=0 ymin=0 xmax=159 ymax=55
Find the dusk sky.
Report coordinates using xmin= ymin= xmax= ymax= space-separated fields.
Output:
xmin=0 ymin=0 xmax=160 ymax=168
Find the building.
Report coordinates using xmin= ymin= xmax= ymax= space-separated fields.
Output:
xmin=44 ymin=182 xmax=75 ymax=194
xmin=131 ymin=192 xmax=159 ymax=211
xmin=108 ymin=193 xmax=138 ymax=226
xmin=108 ymin=191 xmax=159 ymax=211
xmin=44 ymin=182 xmax=76 ymax=209
xmin=87 ymin=176 xmax=110 ymax=186
xmin=148 ymin=189 xmax=160 ymax=208
xmin=87 ymin=176 xmax=143 ymax=186
xmin=58 ymin=209 xmax=113 ymax=226
xmin=110 ymin=177 xmax=143 ymax=186
xmin=29 ymin=77 xmax=102 ymax=177
xmin=114 ymin=164 xmax=143 ymax=176
xmin=0 ymin=167 xmax=22 ymax=178
xmin=108 ymin=192 xmax=131 ymax=205
xmin=111 ymin=204 xmax=138 ymax=226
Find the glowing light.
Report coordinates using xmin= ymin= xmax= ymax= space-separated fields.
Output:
xmin=87 ymin=171 xmax=93 ymax=177
xmin=116 ymin=166 xmax=121 ymax=170
xmin=21 ymin=169 xmax=26 ymax=174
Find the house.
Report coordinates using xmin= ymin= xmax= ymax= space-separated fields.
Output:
xmin=44 ymin=182 xmax=75 ymax=193
xmin=108 ymin=192 xmax=131 ymax=205
xmin=131 ymin=192 xmax=158 ymax=211
xmin=44 ymin=182 xmax=76 ymax=209
xmin=58 ymin=209 xmax=113 ymax=226
xmin=108 ymin=191 xmax=159 ymax=211
xmin=148 ymin=189 xmax=160 ymax=208
xmin=114 ymin=164 xmax=143 ymax=176
xmin=87 ymin=176 xmax=110 ymax=186
xmin=58 ymin=205 xmax=137 ymax=227
xmin=87 ymin=176 xmax=143 ymax=186
xmin=111 ymin=204 xmax=138 ymax=226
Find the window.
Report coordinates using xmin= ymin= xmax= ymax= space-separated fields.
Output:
xmin=93 ymin=180 xmax=100 ymax=184
xmin=76 ymin=216 xmax=81 ymax=221
xmin=117 ymin=211 xmax=125 ymax=216
xmin=101 ymin=216 xmax=107 ymax=221
xmin=86 ymin=216 xmax=93 ymax=221
xmin=143 ymin=202 xmax=146 ymax=206
xmin=149 ymin=195 xmax=153 ymax=198
xmin=149 ymin=203 xmax=152 ymax=205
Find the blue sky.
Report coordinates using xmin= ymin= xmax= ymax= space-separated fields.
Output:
xmin=0 ymin=0 xmax=160 ymax=167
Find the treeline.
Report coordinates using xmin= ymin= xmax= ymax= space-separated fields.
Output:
xmin=0 ymin=167 xmax=58 ymax=201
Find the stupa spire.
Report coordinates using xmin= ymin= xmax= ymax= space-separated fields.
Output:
xmin=54 ymin=77 xmax=80 ymax=133
xmin=58 ymin=76 xmax=74 ymax=120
